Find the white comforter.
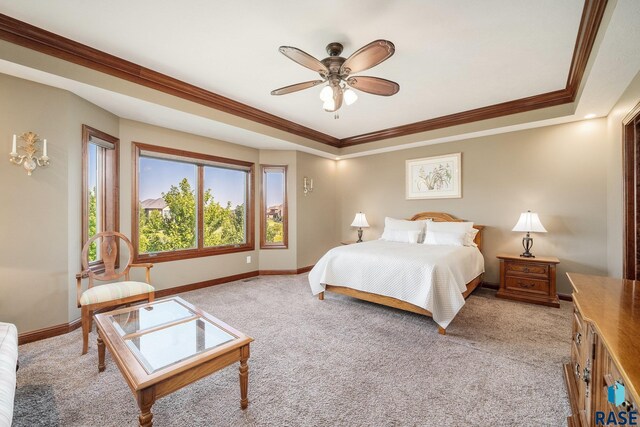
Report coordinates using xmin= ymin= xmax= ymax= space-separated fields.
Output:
xmin=308 ymin=240 xmax=485 ymax=328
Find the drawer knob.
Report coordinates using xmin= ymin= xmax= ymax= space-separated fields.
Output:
xmin=575 ymin=362 xmax=581 ymax=379
xmin=583 ymin=366 xmax=591 ymax=384
xmin=517 ymin=281 xmax=535 ymax=289
xmin=523 ymin=267 xmax=530 ymax=273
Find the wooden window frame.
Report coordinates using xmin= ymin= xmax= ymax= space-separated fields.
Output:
xmin=260 ymin=165 xmax=288 ymax=249
xmin=132 ymin=142 xmax=255 ymax=263
xmin=81 ymin=125 xmax=120 ymax=272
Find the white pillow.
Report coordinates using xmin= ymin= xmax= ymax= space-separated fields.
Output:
xmin=424 ymin=230 xmax=466 ymax=246
xmin=425 ymin=221 xmax=477 ymax=247
xmin=382 ymin=217 xmax=430 ymax=243
xmin=380 ymin=229 xmax=422 ymax=244
xmin=466 ymin=228 xmax=479 ymax=247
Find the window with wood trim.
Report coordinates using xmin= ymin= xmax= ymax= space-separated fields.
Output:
xmin=261 ymin=165 xmax=288 ymax=249
xmin=132 ymin=142 xmax=254 ymax=262
xmin=82 ymin=125 xmax=119 ymax=267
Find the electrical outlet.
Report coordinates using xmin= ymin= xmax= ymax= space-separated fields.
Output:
xmin=246 ymin=255 xmax=251 ymax=264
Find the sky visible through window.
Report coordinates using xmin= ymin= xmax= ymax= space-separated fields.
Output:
xmin=139 ymin=157 xmax=254 ymax=207
xmin=204 ymin=166 xmax=246 ymax=206
xmin=88 ymin=143 xmax=97 ymax=190
xmin=265 ymin=171 xmax=284 ymax=208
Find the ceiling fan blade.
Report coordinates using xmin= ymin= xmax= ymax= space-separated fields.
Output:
xmin=279 ymin=46 xmax=329 ymax=75
xmin=271 ymin=80 xmax=325 ymax=96
xmin=346 ymin=76 xmax=400 ymax=96
xmin=340 ymin=40 xmax=395 ymax=75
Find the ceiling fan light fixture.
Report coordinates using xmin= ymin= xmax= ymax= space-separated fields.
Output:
xmin=344 ymin=88 xmax=358 ymax=106
xmin=323 ymin=98 xmax=335 ymax=111
xmin=319 ymin=85 xmax=333 ymax=102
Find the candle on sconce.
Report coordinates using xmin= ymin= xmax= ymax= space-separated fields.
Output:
xmin=43 ymin=139 xmax=47 ymax=157
xmin=11 ymin=134 xmax=16 ymax=155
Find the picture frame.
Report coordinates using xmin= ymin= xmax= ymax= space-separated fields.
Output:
xmin=405 ymin=153 xmax=461 ymax=199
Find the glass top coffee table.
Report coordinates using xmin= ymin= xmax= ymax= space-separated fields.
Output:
xmin=94 ymin=297 xmax=253 ymax=427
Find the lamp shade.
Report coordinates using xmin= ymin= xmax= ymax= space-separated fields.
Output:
xmin=512 ymin=211 xmax=547 ymax=233
xmin=351 ymin=212 xmax=370 ymax=228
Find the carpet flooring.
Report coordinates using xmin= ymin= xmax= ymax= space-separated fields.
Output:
xmin=13 ymin=274 xmax=572 ymax=426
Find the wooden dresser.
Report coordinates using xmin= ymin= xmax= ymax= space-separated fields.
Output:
xmin=564 ymin=273 xmax=640 ymax=426
xmin=496 ymin=254 xmax=560 ymax=307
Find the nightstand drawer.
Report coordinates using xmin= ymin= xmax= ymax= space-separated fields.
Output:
xmin=496 ymin=253 xmax=559 ymax=307
xmin=505 ymin=261 xmax=549 ymax=278
xmin=505 ymin=276 xmax=549 ymax=295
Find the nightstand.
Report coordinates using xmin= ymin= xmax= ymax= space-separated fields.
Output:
xmin=496 ymin=253 xmax=560 ymax=308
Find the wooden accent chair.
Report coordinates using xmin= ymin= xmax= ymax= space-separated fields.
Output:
xmin=76 ymin=231 xmax=154 ymax=354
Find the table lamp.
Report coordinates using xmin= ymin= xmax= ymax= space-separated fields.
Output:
xmin=512 ymin=210 xmax=547 ymax=258
xmin=351 ymin=212 xmax=370 ymax=243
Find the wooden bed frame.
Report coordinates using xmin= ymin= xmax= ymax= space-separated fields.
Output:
xmin=317 ymin=212 xmax=485 ymax=335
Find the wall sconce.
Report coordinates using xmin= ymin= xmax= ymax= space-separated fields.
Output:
xmin=303 ymin=176 xmax=314 ymax=196
xmin=9 ymin=132 xmax=50 ymax=176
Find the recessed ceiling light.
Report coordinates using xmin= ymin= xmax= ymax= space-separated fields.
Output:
xmin=584 ymin=113 xmax=596 ymax=119
xmin=335 ymin=157 xmax=341 ymax=161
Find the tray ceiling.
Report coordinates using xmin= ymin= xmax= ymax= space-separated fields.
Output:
xmin=0 ymin=0 xmax=586 ymax=141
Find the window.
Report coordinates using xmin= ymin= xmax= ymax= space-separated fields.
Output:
xmin=82 ymin=125 xmax=119 ymax=267
xmin=132 ymin=142 xmax=254 ymax=262
xmin=260 ymin=166 xmax=288 ymax=249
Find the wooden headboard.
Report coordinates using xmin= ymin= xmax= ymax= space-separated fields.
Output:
xmin=409 ymin=212 xmax=484 ymax=252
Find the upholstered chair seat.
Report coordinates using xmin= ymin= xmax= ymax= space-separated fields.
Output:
xmin=79 ymin=281 xmax=155 ymax=306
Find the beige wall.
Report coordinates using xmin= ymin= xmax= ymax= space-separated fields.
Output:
xmin=296 ymin=152 xmax=340 ymax=269
xmin=0 ymin=72 xmax=324 ymax=334
xmin=336 ymin=120 xmax=609 ymax=294
xmin=606 ymin=71 xmax=640 ymax=277
xmin=0 ymin=73 xmax=119 ymax=332
xmin=3 ymin=66 xmax=639 ymax=334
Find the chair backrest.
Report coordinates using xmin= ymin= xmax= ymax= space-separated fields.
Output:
xmin=81 ymin=231 xmax=135 ymax=288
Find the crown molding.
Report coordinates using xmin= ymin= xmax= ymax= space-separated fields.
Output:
xmin=0 ymin=0 xmax=607 ymax=149
xmin=0 ymin=13 xmax=341 ymax=148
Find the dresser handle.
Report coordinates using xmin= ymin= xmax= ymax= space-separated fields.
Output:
xmin=575 ymin=363 xmax=581 ymax=379
xmin=575 ymin=332 xmax=582 ymax=345
xmin=583 ymin=366 xmax=591 ymax=384
xmin=517 ymin=281 xmax=535 ymax=289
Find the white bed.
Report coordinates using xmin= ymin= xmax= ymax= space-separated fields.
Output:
xmin=308 ymin=212 xmax=485 ymax=333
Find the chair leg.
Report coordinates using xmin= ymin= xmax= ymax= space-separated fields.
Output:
xmin=81 ymin=306 xmax=90 ymax=355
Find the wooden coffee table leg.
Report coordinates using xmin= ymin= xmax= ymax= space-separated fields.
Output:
xmin=137 ymin=388 xmax=156 ymax=427
xmin=97 ymin=331 xmax=106 ymax=372
xmin=239 ymin=345 xmax=250 ymax=409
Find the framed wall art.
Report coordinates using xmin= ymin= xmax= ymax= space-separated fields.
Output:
xmin=406 ymin=153 xmax=461 ymax=199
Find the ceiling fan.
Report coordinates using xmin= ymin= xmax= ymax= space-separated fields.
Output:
xmin=271 ymin=40 xmax=400 ymax=113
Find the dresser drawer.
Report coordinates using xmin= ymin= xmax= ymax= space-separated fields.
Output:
xmin=505 ymin=261 xmax=549 ymax=278
xmin=505 ymin=276 xmax=549 ymax=295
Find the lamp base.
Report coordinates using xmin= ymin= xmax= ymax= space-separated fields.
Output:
xmin=520 ymin=233 xmax=535 ymax=258
xmin=356 ymin=228 xmax=363 ymax=243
